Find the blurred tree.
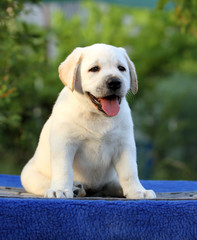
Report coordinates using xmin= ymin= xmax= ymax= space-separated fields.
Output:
xmin=157 ymin=0 xmax=197 ymax=38
xmin=134 ymin=74 xmax=197 ymax=179
xmin=0 ymin=0 xmax=61 ymax=173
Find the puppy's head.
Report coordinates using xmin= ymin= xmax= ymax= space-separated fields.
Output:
xmin=59 ymin=44 xmax=138 ymax=117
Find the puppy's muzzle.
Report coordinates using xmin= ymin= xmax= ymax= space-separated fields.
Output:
xmin=107 ymin=77 xmax=121 ymax=91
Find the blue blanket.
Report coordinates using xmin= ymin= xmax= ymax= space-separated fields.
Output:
xmin=0 ymin=174 xmax=197 ymax=240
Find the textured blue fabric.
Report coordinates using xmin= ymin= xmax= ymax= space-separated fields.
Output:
xmin=0 ymin=175 xmax=197 ymax=240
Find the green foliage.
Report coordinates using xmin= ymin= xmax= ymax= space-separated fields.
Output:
xmin=52 ymin=1 xmax=140 ymax=59
xmin=0 ymin=0 xmax=61 ymax=173
xmin=134 ymin=74 xmax=197 ymax=179
xmin=157 ymin=0 xmax=197 ymax=38
xmin=0 ymin=0 xmax=196 ymax=180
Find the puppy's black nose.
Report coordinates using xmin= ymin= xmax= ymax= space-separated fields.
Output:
xmin=107 ymin=77 xmax=121 ymax=91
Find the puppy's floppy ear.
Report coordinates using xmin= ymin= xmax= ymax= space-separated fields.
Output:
xmin=119 ymin=48 xmax=138 ymax=94
xmin=58 ymin=47 xmax=82 ymax=91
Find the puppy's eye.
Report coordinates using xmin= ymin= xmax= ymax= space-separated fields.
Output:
xmin=118 ymin=65 xmax=126 ymax=72
xmin=89 ymin=66 xmax=100 ymax=72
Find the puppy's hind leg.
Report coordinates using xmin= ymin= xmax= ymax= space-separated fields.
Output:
xmin=21 ymin=161 xmax=50 ymax=196
xmin=73 ymin=182 xmax=86 ymax=197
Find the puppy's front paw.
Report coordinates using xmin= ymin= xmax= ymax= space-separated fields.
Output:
xmin=44 ymin=189 xmax=73 ymax=198
xmin=126 ymin=189 xmax=156 ymax=199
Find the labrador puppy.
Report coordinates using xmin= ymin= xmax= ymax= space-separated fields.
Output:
xmin=21 ymin=43 xmax=156 ymax=199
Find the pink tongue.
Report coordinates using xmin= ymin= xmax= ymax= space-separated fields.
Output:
xmin=100 ymin=97 xmax=120 ymax=117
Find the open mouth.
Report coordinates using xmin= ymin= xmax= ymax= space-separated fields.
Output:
xmin=87 ymin=92 xmax=121 ymax=117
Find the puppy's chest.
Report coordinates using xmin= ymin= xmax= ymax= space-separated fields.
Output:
xmin=75 ymin=135 xmax=118 ymax=167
